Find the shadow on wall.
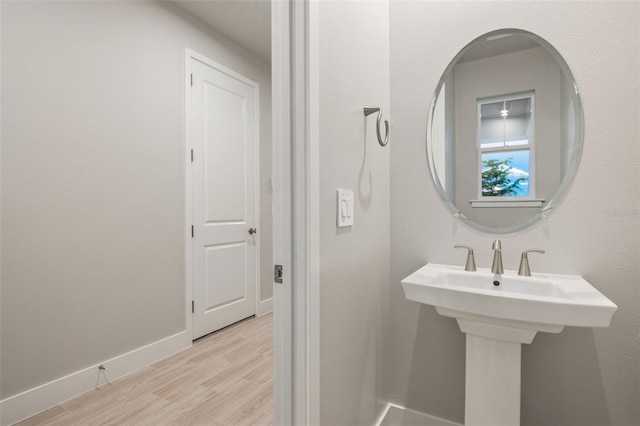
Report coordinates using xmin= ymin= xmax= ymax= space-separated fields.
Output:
xmin=405 ymin=306 xmax=466 ymax=424
xmin=359 ymin=115 xmax=374 ymax=211
xmin=521 ymin=328 xmax=610 ymax=426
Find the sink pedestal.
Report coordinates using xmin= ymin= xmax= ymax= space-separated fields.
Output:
xmin=465 ymin=333 xmax=522 ymax=426
xmin=440 ymin=309 xmax=562 ymax=426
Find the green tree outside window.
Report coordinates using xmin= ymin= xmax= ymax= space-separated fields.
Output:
xmin=481 ymin=158 xmax=527 ymax=196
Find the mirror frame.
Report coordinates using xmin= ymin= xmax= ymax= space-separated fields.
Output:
xmin=427 ymin=28 xmax=585 ymax=234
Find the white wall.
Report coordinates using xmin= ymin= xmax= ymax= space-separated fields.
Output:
xmin=390 ymin=1 xmax=639 ymax=425
xmin=315 ymin=1 xmax=390 ymax=424
xmin=0 ymin=0 xmax=271 ymax=401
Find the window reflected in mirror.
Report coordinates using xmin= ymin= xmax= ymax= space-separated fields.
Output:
xmin=478 ymin=93 xmax=534 ymax=198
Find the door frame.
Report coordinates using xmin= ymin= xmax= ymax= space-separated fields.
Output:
xmin=185 ymin=49 xmax=261 ymax=340
xmin=272 ymin=1 xmax=320 ymax=425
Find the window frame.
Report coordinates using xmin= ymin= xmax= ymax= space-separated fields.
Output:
xmin=475 ymin=91 xmax=537 ymax=203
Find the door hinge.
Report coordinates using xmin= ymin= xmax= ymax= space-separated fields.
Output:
xmin=190 ymin=73 xmax=193 ymax=87
xmin=192 ymin=300 xmax=195 ymax=313
xmin=191 ymin=225 xmax=194 ymax=238
xmin=274 ymin=264 xmax=283 ymax=284
xmin=190 ymin=149 xmax=194 ymax=162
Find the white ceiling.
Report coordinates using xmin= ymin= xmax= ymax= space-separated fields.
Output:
xmin=171 ymin=0 xmax=271 ymax=63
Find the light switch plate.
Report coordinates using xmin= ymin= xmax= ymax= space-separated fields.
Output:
xmin=337 ymin=189 xmax=354 ymax=227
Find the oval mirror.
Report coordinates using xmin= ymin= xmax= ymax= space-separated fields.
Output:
xmin=427 ymin=29 xmax=584 ymax=234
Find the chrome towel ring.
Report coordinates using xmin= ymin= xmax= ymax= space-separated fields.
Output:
xmin=364 ymin=106 xmax=389 ymax=146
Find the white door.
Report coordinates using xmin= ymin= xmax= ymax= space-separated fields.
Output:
xmin=190 ymin=56 xmax=259 ymax=340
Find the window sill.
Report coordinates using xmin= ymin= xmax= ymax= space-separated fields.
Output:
xmin=470 ymin=199 xmax=544 ymax=208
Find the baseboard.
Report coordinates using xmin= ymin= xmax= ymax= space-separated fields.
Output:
xmin=0 ymin=331 xmax=191 ymax=426
xmin=256 ymin=297 xmax=273 ymax=317
xmin=375 ymin=402 xmax=462 ymax=426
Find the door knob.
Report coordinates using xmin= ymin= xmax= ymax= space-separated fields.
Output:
xmin=248 ymin=228 xmax=257 ymax=235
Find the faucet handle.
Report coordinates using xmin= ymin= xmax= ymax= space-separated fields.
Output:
xmin=518 ymin=249 xmax=545 ymax=276
xmin=454 ymin=245 xmax=476 ymax=271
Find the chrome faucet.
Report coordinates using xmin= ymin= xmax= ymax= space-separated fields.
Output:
xmin=454 ymin=245 xmax=476 ymax=271
xmin=518 ymin=249 xmax=545 ymax=276
xmin=491 ymin=240 xmax=504 ymax=274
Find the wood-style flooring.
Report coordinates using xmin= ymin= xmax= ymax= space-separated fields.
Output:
xmin=16 ymin=313 xmax=273 ymax=426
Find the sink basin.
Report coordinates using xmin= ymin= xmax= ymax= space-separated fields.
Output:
xmin=402 ymin=263 xmax=617 ymax=426
xmin=402 ymin=264 xmax=618 ymax=343
xmin=402 ymin=263 xmax=617 ymax=333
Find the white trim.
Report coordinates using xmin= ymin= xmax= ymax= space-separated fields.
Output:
xmin=185 ymin=48 xmax=261 ymax=341
xmin=272 ymin=1 xmax=316 ymax=424
xmin=290 ymin=1 xmax=321 ymax=425
xmin=184 ymin=49 xmax=195 ymax=342
xmin=272 ymin=1 xmax=293 ymax=424
xmin=272 ymin=1 xmax=314 ymax=424
xmin=374 ymin=403 xmax=463 ymax=426
xmin=0 ymin=332 xmax=190 ymax=426
xmin=374 ymin=403 xmax=393 ymax=426
xmin=308 ymin=0 xmax=321 ymax=423
xmin=471 ymin=199 xmax=544 ymax=208
xmin=256 ymin=297 xmax=274 ymax=317
xmin=188 ymin=49 xmax=262 ymax=92
xmin=292 ymin=0 xmax=308 ymax=422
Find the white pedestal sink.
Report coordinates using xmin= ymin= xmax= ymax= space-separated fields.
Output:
xmin=401 ymin=264 xmax=617 ymax=426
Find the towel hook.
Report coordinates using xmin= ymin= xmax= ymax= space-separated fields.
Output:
xmin=364 ymin=107 xmax=389 ymax=147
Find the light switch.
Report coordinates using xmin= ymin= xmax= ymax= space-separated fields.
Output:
xmin=337 ymin=189 xmax=354 ymax=227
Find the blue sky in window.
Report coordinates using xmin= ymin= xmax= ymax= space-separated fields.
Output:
xmin=482 ymin=150 xmax=530 ymax=196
